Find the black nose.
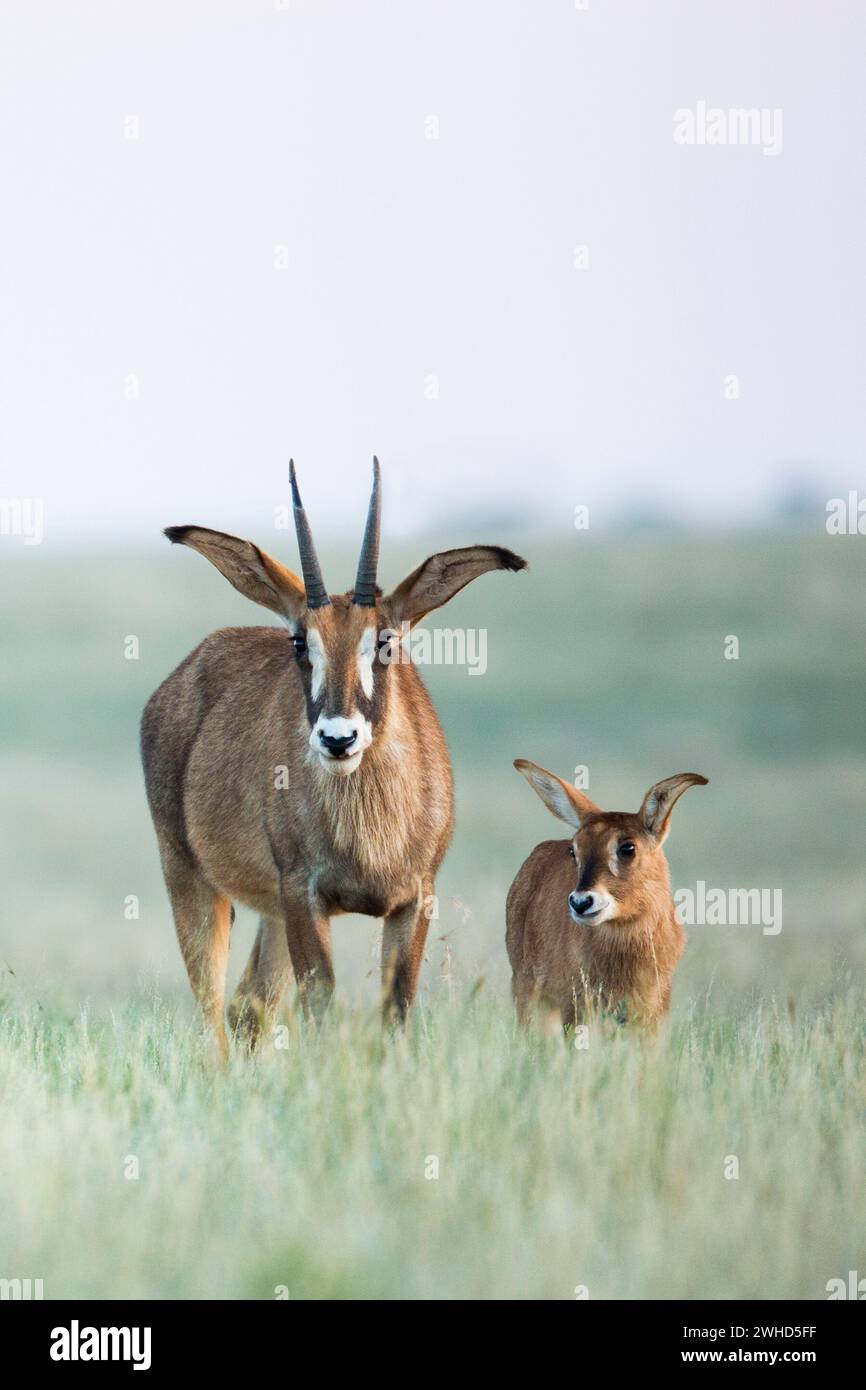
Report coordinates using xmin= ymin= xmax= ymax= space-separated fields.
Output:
xmin=320 ymin=731 xmax=357 ymax=755
xmin=569 ymin=893 xmax=595 ymax=916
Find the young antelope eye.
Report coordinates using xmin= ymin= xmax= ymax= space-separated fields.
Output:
xmin=618 ymin=840 xmax=636 ymax=858
xmin=292 ymin=633 xmax=308 ymax=656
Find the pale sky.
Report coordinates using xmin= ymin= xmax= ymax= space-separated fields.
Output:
xmin=1 ymin=0 xmax=864 ymax=546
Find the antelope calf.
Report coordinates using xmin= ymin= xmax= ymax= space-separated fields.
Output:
xmin=506 ymin=761 xmax=707 ymax=1031
xmin=141 ymin=460 xmax=526 ymax=1056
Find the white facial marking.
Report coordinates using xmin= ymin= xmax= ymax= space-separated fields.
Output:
xmin=607 ymin=839 xmax=620 ymax=877
xmin=568 ymin=890 xmax=618 ymax=926
xmin=316 ymin=715 xmax=361 ymax=741
xmin=358 ymin=627 xmax=376 ymax=699
xmin=309 ymin=712 xmax=373 ymax=776
xmin=306 ymin=628 xmax=327 ymax=701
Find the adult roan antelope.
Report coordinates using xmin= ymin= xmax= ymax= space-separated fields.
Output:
xmin=141 ymin=460 xmax=526 ymax=1056
xmin=506 ymin=761 xmax=707 ymax=1032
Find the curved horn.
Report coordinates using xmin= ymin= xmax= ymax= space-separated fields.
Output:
xmin=289 ymin=460 xmax=330 ymax=609
xmin=353 ymin=456 xmax=381 ymax=606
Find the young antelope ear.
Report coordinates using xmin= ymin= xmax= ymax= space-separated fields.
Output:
xmin=639 ymin=773 xmax=708 ymax=843
xmin=386 ymin=545 xmax=527 ymax=628
xmin=513 ymin=759 xmax=600 ymax=830
xmin=164 ymin=526 xmax=307 ymax=623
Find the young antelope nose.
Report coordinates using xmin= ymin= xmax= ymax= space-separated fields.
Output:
xmin=569 ymin=892 xmax=597 ymax=917
xmin=320 ymin=730 xmax=357 ymax=756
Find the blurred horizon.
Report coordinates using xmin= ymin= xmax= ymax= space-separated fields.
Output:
xmin=0 ymin=477 xmax=855 ymax=555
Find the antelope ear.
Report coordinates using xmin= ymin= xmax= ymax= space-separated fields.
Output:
xmin=164 ymin=526 xmax=307 ymax=622
xmin=513 ymin=759 xmax=600 ymax=830
xmin=639 ymin=773 xmax=708 ymax=843
xmin=386 ymin=545 xmax=527 ymax=628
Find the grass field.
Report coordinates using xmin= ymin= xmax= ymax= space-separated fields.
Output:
xmin=2 ymin=527 xmax=865 ymax=1299
xmin=2 ymin=987 xmax=864 ymax=1300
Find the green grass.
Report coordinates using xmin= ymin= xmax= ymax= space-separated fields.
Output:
xmin=1 ymin=982 xmax=863 ymax=1300
xmin=2 ymin=528 xmax=865 ymax=1298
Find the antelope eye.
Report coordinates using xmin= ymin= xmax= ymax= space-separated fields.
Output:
xmin=292 ymin=633 xmax=308 ymax=657
xmin=569 ymin=845 xmax=576 ymax=859
xmin=618 ymin=840 xmax=636 ymax=858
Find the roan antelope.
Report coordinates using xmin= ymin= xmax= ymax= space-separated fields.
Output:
xmin=141 ymin=460 xmax=526 ymax=1055
xmin=506 ymin=761 xmax=707 ymax=1032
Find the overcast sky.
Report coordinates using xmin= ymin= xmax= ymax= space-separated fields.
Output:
xmin=1 ymin=0 xmax=864 ymax=547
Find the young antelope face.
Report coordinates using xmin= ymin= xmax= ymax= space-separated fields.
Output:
xmin=514 ymin=760 xmax=708 ymax=927
xmin=566 ymin=813 xmax=664 ymax=926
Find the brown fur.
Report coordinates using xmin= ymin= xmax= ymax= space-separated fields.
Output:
xmin=142 ymin=506 xmax=526 ymax=1056
xmin=506 ymin=762 xmax=707 ymax=1032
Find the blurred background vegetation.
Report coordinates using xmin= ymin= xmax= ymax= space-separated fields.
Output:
xmin=2 ymin=525 xmax=865 ymax=1015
